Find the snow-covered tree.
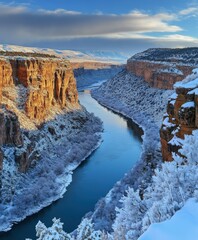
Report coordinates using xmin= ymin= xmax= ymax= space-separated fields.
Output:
xmin=27 ymin=218 xmax=72 ymax=240
xmin=76 ymin=218 xmax=103 ymax=240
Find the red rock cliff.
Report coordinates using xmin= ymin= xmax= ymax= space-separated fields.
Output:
xmin=0 ymin=56 xmax=79 ymax=171
xmin=127 ymin=48 xmax=198 ymax=89
xmin=160 ymin=69 xmax=198 ymax=161
xmin=0 ymin=58 xmax=79 ymax=121
xmin=127 ymin=60 xmax=193 ymax=89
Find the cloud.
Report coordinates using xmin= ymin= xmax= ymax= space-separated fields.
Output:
xmin=38 ymin=9 xmax=82 ymax=15
xmin=0 ymin=3 xmax=197 ymax=53
xmin=0 ymin=3 xmax=27 ymax=14
xmin=179 ymin=7 xmax=198 ymax=16
xmin=0 ymin=3 xmax=182 ymax=44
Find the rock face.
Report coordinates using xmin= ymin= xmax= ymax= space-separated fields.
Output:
xmin=160 ymin=69 xmax=198 ymax=161
xmin=0 ymin=58 xmax=79 ymax=121
xmin=127 ymin=48 xmax=198 ymax=89
xmin=0 ymin=109 xmax=23 ymax=146
xmin=0 ymin=56 xmax=79 ymax=171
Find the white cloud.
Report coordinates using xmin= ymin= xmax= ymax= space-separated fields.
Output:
xmin=179 ymin=7 xmax=198 ymax=16
xmin=0 ymin=3 xmax=182 ymax=43
xmin=38 ymin=9 xmax=82 ymax=15
xmin=0 ymin=3 xmax=27 ymax=14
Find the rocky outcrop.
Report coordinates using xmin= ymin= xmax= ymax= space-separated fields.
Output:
xmin=0 ymin=109 xmax=23 ymax=146
xmin=0 ymin=56 xmax=79 ymax=171
xmin=127 ymin=48 xmax=198 ymax=89
xmin=160 ymin=69 xmax=198 ymax=161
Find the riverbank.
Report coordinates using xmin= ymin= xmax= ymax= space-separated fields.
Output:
xmin=90 ymin=70 xmax=173 ymax=231
xmin=0 ymin=107 xmax=103 ymax=233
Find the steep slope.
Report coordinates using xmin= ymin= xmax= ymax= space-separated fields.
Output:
xmin=127 ymin=48 xmax=198 ymax=89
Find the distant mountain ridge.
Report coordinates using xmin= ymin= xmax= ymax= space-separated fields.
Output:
xmin=0 ymin=44 xmax=127 ymax=63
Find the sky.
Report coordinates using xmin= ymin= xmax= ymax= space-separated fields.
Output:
xmin=0 ymin=0 xmax=198 ymax=54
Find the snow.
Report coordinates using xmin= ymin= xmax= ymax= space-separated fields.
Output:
xmin=169 ymin=99 xmax=176 ymax=105
xmin=157 ymin=67 xmax=183 ymax=75
xmin=174 ymin=68 xmax=198 ymax=89
xmin=162 ymin=117 xmax=176 ymax=128
xmin=169 ymin=92 xmax=178 ymax=100
xmin=181 ymin=101 xmax=195 ymax=108
xmin=168 ymin=135 xmax=183 ymax=146
xmin=139 ymin=198 xmax=198 ymax=240
xmin=188 ymin=87 xmax=198 ymax=95
xmin=128 ymin=48 xmax=198 ymax=67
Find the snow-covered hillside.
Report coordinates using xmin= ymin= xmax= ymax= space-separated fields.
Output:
xmin=0 ymin=44 xmax=127 ymax=63
xmin=129 ymin=47 xmax=198 ymax=66
xmin=139 ymin=198 xmax=198 ymax=240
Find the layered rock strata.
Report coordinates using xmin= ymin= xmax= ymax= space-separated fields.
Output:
xmin=160 ymin=69 xmax=198 ymax=161
xmin=0 ymin=58 xmax=79 ymax=121
xmin=127 ymin=48 xmax=198 ymax=89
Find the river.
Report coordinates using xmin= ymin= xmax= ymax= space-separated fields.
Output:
xmin=0 ymin=91 xmax=142 ymax=240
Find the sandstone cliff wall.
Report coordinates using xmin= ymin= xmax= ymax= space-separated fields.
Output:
xmin=127 ymin=60 xmax=193 ymax=89
xmin=160 ymin=71 xmax=198 ymax=161
xmin=0 ymin=58 xmax=79 ymax=121
xmin=0 ymin=56 xmax=79 ymax=171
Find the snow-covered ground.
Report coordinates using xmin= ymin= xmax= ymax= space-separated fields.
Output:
xmin=139 ymin=198 xmax=198 ymax=240
xmin=0 ymin=107 xmax=103 ymax=232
